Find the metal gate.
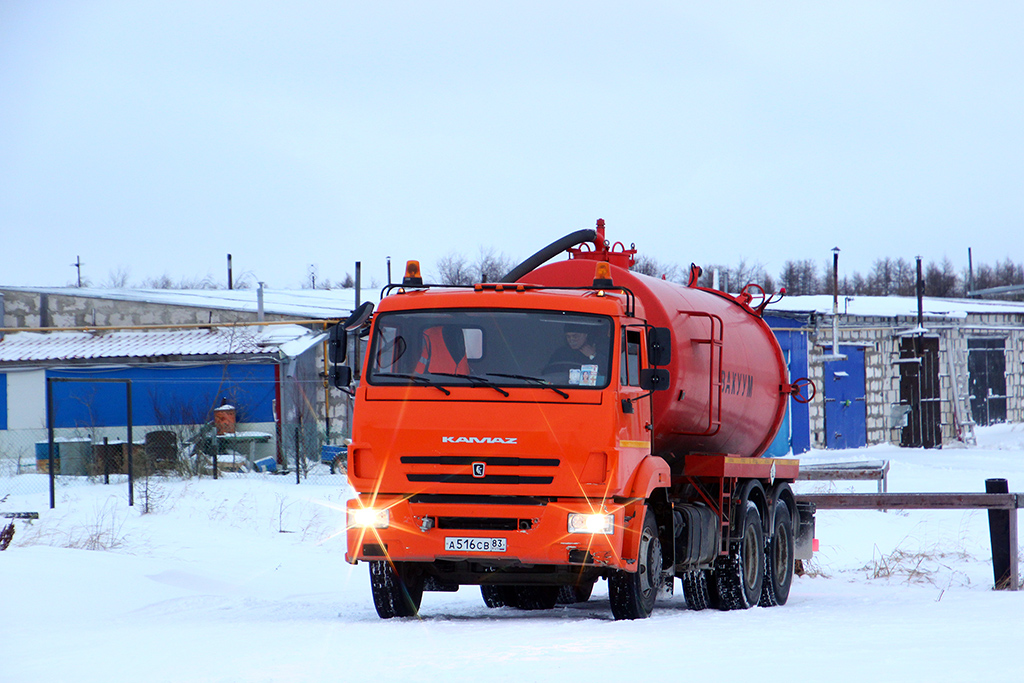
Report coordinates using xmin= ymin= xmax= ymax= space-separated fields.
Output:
xmin=823 ymin=345 xmax=867 ymax=450
xmin=969 ymin=338 xmax=1008 ymax=426
xmin=899 ymin=336 xmax=942 ymax=448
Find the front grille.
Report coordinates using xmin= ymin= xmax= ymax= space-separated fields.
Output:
xmin=403 ymin=455 xmax=560 ymax=487
xmin=408 ymin=494 xmax=550 ymax=506
xmin=407 ymin=473 xmax=553 ymax=485
xmin=400 ymin=456 xmax=559 ymax=467
xmin=436 ymin=517 xmax=533 ymax=531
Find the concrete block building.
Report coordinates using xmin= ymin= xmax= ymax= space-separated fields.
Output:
xmin=768 ymin=295 xmax=1024 ymax=452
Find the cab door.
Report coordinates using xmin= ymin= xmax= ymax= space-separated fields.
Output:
xmin=618 ymin=326 xmax=652 ymax=446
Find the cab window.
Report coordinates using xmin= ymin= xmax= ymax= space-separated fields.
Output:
xmin=620 ymin=328 xmax=641 ymax=387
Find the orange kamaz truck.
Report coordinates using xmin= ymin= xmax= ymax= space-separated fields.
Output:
xmin=336 ymin=222 xmax=815 ymax=619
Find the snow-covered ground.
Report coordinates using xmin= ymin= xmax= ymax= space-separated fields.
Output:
xmin=4 ymin=425 xmax=1024 ymax=682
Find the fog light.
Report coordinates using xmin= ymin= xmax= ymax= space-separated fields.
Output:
xmin=348 ymin=507 xmax=390 ymax=529
xmin=567 ymin=513 xmax=614 ymax=535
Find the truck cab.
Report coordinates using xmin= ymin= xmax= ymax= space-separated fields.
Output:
xmin=346 ymin=284 xmax=670 ymax=617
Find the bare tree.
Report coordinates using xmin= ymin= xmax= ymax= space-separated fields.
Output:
xmin=102 ymin=267 xmax=132 ymax=289
xmin=779 ymin=260 xmax=819 ymax=295
xmin=924 ymin=258 xmax=959 ymax=298
xmin=140 ymin=273 xmax=219 ymax=290
xmin=693 ymin=258 xmax=773 ymax=293
xmin=434 ymin=248 xmax=515 ymax=285
xmin=994 ymin=258 xmax=1024 ymax=287
xmin=632 ymin=255 xmax=682 ymax=281
xmin=475 ymin=247 xmax=515 ymax=283
xmin=435 ymin=252 xmax=473 ymax=285
xmin=141 ymin=274 xmax=175 ymax=289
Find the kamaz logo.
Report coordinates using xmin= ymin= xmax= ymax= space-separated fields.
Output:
xmin=442 ymin=436 xmax=518 ymax=444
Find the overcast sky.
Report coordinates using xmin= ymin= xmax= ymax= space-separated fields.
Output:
xmin=2 ymin=2 xmax=1022 ymax=291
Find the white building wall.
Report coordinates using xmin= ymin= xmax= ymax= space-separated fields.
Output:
xmin=6 ymin=368 xmax=46 ymax=430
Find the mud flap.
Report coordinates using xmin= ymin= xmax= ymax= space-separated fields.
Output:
xmin=620 ymin=500 xmax=647 ymax=567
xmin=794 ymin=501 xmax=816 ymax=560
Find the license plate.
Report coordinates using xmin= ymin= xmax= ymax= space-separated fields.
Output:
xmin=444 ymin=537 xmax=507 ymax=553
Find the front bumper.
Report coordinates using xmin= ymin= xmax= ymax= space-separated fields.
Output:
xmin=345 ymin=495 xmax=632 ymax=569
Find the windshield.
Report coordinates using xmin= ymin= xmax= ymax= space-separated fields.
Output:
xmin=367 ymin=309 xmax=614 ymax=390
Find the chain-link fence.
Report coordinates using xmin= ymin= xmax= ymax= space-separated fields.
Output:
xmin=0 ymin=418 xmax=349 ymax=509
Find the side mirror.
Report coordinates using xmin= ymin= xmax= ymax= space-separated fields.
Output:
xmin=331 ymin=365 xmax=352 ymax=389
xmin=344 ymin=301 xmax=374 ymax=330
xmin=647 ymin=327 xmax=672 ymax=367
xmin=639 ymin=368 xmax=669 ymax=391
xmin=328 ymin=324 xmax=347 ymax=364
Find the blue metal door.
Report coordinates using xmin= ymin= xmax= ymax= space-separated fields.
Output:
xmin=765 ymin=349 xmax=792 ymax=457
xmin=824 ymin=345 xmax=867 ymax=449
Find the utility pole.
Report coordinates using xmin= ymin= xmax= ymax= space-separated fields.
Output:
xmin=72 ymin=256 xmax=83 ymax=287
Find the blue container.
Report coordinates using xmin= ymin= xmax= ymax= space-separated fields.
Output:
xmin=320 ymin=445 xmax=346 ymax=464
xmin=321 ymin=444 xmax=347 ymax=474
xmin=252 ymin=456 xmax=277 ymax=473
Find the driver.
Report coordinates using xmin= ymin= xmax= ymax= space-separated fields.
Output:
xmin=544 ymin=323 xmax=606 ymax=384
xmin=549 ymin=324 xmax=600 ymax=365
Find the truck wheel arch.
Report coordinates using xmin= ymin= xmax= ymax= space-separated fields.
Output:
xmin=733 ymin=479 xmax=767 ymax=539
xmin=768 ymin=482 xmax=797 ymax=539
xmin=624 ymin=455 xmax=671 ymax=500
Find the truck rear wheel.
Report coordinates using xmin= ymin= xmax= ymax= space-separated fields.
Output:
xmin=609 ymin=508 xmax=662 ymax=620
xmin=513 ymin=585 xmax=560 ymax=610
xmin=712 ymin=500 xmax=764 ymax=610
xmin=759 ymin=499 xmax=795 ymax=607
xmin=556 ymin=579 xmax=596 ymax=604
xmin=369 ymin=560 xmax=423 ymax=618
xmin=480 ymin=585 xmax=518 ymax=608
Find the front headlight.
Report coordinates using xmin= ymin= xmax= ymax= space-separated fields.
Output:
xmin=567 ymin=513 xmax=614 ymax=535
xmin=348 ymin=507 xmax=390 ymax=529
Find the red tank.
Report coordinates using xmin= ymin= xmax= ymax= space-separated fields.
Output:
xmin=520 ymin=238 xmax=790 ymax=459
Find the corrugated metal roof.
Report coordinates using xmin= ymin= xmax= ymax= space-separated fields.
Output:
xmin=0 ymin=325 xmax=324 ymax=363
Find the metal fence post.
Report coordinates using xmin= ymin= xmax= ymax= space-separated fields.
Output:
xmin=126 ymin=380 xmax=133 ymax=507
xmin=295 ymin=422 xmax=301 ymax=485
xmin=46 ymin=378 xmax=55 ymax=509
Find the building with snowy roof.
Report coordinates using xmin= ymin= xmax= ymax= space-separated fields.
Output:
xmin=766 ymin=295 xmax=1024 ymax=453
xmin=0 ymin=286 xmax=368 ymax=485
xmin=0 ymin=320 xmax=333 ymax=488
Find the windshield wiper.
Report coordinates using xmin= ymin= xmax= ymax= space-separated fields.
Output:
xmin=486 ymin=373 xmax=570 ymax=399
xmin=373 ymin=372 xmax=451 ymax=395
xmin=428 ymin=372 xmax=510 ymax=397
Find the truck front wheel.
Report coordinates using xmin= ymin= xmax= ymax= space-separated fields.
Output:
xmin=369 ymin=560 xmax=423 ymax=618
xmin=609 ymin=508 xmax=662 ymax=620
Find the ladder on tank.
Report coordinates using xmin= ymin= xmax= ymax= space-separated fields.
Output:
xmin=946 ymin=332 xmax=977 ymax=446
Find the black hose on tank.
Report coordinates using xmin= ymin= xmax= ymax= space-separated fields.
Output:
xmin=498 ymin=229 xmax=599 ymax=283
